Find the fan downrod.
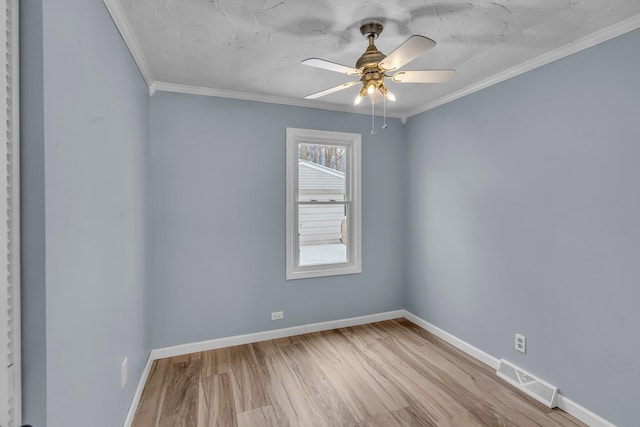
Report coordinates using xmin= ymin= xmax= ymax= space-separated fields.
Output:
xmin=356 ymin=20 xmax=386 ymax=70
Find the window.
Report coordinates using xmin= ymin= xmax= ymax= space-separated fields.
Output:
xmin=286 ymin=128 xmax=361 ymax=280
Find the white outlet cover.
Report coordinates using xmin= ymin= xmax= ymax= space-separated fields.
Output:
xmin=515 ymin=334 xmax=526 ymax=354
xmin=271 ymin=311 xmax=284 ymax=320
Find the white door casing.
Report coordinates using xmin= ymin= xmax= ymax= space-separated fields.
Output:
xmin=0 ymin=1 xmax=20 ymax=426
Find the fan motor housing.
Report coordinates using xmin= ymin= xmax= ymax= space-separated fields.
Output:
xmin=361 ymin=68 xmax=383 ymax=85
xmin=355 ymin=46 xmax=386 ymax=70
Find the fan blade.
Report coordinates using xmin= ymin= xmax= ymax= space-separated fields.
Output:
xmin=302 ymin=58 xmax=361 ymax=76
xmin=391 ymin=70 xmax=455 ymax=83
xmin=304 ymin=81 xmax=360 ymax=100
xmin=379 ymin=35 xmax=437 ymax=71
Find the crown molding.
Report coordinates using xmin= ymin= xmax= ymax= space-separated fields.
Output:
xmin=153 ymin=81 xmax=404 ymax=119
xmin=103 ymin=2 xmax=639 ymax=122
xmin=156 ymin=7 xmax=640 ymax=122
xmin=403 ymin=13 xmax=640 ymax=120
xmin=103 ymin=0 xmax=155 ymax=93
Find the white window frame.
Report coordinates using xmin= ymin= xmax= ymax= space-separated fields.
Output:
xmin=286 ymin=128 xmax=361 ymax=280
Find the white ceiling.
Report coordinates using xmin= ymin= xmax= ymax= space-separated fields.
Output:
xmin=110 ymin=0 xmax=640 ymax=119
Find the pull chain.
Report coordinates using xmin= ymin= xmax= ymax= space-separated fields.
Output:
xmin=382 ymin=94 xmax=388 ymax=129
xmin=370 ymin=93 xmax=376 ymax=134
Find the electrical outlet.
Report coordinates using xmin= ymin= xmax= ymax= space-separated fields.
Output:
xmin=515 ymin=334 xmax=526 ymax=354
xmin=271 ymin=311 xmax=284 ymax=321
xmin=121 ymin=357 xmax=128 ymax=388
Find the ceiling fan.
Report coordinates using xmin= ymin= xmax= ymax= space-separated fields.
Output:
xmin=302 ymin=20 xmax=455 ymax=105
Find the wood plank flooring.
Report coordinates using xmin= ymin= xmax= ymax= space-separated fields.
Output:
xmin=132 ymin=319 xmax=586 ymax=427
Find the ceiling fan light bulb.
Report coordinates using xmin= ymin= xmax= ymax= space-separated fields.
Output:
xmin=385 ymin=90 xmax=396 ymax=102
xmin=367 ymin=84 xmax=375 ymax=95
xmin=354 ymin=95 xmax=364 ymax=106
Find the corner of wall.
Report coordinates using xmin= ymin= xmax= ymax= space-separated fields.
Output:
xmin=19 ymin=0 xmax=47 ymax=425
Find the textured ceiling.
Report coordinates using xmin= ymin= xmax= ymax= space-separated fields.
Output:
xmin=116 ymin=0 xmax=640 ymax=117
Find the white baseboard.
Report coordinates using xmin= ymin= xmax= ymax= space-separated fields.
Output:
xmin=556 ymin=395 xmax=616 ymax=427
xmin=401 ymin=310 xmax=500 ymax=370
xmin=401 ymin=310 xmax=616 ymax=427
xmin=150 ymin=310 xmax=405 ymax=360
xmin=123 ymin=353 xmax=154 ymax=427
xmin=124 ymin=309 xmax=615 ymax=427
xmin=123 ymin=310 xmax=403 ymax=426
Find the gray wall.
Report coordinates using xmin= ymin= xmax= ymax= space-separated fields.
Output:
xmin=21 ymin=1 xmax=150 ymax=426
xmin=149 ymin=93 xmax=406 ymax=348
xmin=405 ymin=29 xmax=640 ymax=426
xmin=21 ymin=1 xmax=639 ymax=424
xmin=20 ymin=1 xmax=47 ymax=425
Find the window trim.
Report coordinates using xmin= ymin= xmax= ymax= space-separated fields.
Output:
xmin=286 ymin=128 xmax=361 ymax=280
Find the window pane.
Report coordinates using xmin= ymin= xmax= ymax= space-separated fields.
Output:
xmin=298 ymin=143 xmax=346 ymax=202
xmin=286 ymin=128 xmax=360 ymax=280
xmin=298 ymin=206 xmax=348 ymax=266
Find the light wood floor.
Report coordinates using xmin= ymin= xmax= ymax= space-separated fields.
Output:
xmin=132 ymin=319 xmax=585 ymax=427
